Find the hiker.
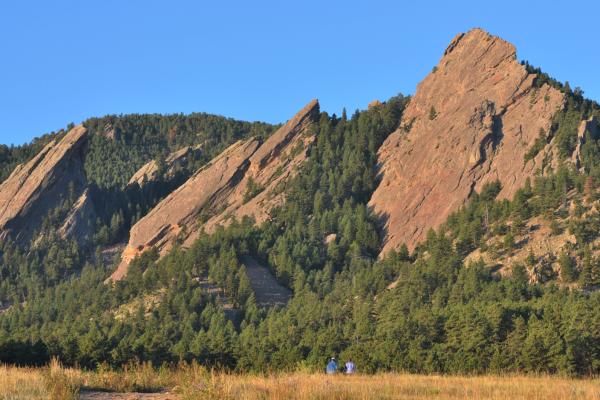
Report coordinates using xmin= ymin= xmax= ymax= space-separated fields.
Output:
xmin=345 ymin=359 xmax=356 ymax=374
xmin=326 ymin=357 xmax=338 ymax=374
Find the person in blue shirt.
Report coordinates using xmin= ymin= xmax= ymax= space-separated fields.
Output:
xmin=326 ymin=357 xmax=338 ymax=374
xmin=345 ymin=359 xmax=356 ymax=374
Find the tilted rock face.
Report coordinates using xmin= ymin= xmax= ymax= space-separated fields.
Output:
xmin=572 ymin=116 xmax=599 ymax=170
xmin=195 ymin=99 xmax=318 ymax=240
xmin=369 ymin=28 xmax=565 ymax=254
xmin=127 ymin=145 xmax=202 ymax=188
xmin=0 ymin=125 xmax=89 ymax=243
xmin=110 ymin=100 xmax=319 ymax=281
xmin=57 ymin=188 xmax=96 ymax=246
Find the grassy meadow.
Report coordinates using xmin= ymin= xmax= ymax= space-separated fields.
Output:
xmin=0 ymin=360 xmax=599 ymax=399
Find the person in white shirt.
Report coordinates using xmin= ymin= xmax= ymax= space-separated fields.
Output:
xmin=345 ymin=360 xmax=356 ymax=374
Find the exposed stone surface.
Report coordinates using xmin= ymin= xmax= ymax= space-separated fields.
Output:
xmin=324 ymin=233 xmax=337 ymax=245
xmin=109 ymin=138 xmax=260 ymax=281
xmin=193 ymin=99 xmax=318 ymax=241
xmin=100 ymin=123 xmax=117 ymax=140
xmin=572 ymin=116 xmax=599 ymax=170
xmin=58 ymin=188 xmax=96 ymax=246
xmin=242 ymin=256 xmax=292 ymax=307
xmin=110 ymin=100 xmax=319 ymax=281
xmin=464 ymin=215 xmax=576 ymax=279
xmin=127 ymin=145 xmax=202 ymax=188
xmin=368 ymin=100 xmax=383 ymax=109
xmin=0 ymin=125 xmax=89 ymax=243
xmin=369 ymin=28 xmax=565 ymax=255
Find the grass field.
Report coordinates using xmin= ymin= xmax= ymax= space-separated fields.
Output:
xmin=1 ymin=360 xmax=599 ymax=399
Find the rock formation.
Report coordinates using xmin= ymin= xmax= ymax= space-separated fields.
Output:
xmin=110 ymin=100 xmax=319 ymax=281
xmin=572 ymin=116 xmax=599 ymax=170
xmin=57 ymin=188 xmax=96 ymax=246
xmin=127 ymin=145 xmax=202 ymax=188
xmin=0 ymin=125 xmax=90 ymax=243
xmin=369 ymin=28 xmax=565 ymax=255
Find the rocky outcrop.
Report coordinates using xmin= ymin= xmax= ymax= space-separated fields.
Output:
xmin=127 ymin=145 xmax=202 ymax=188
xmin=58 ymin=189 xmax=96 ymax=246
xmin=0 ymin=125 xmax=89 ymax=243
xmin=194 ymin=100 xmax=317 ymax=240
xmin=100 ymin=123 xmax=117 ymax=140
xmin=110 ymin=100 xmax=319 ymax=281
xmin=369 ymin=28 xmax=565 ymax=255
xmin=242 ymin=256 xmax=292 ymax=307
xmin=572 ymin=116 xmax=599 ymax=170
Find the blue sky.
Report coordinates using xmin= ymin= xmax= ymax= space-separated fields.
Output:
xmin=1 ymin=0 xmax=598 ymax=145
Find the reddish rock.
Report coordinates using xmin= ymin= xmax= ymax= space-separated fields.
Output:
xmin=58 ymin=188 xmax=96 ymax=246
xmin=101 ymin=123 xmax=116 ymax=140
xmin=0 ymin=125 xmax=89 ymax=243
xmin=572 ymin=116 xmax=599 ymax=170
xmin=369 ymin=28 xmax=565 ymax=255
xmin=196 ymin=99 xmax=318 ymax=239
xmin=324 ymin=233 xmax=337 ymax=245
xmin=368 ymin=100 xmax=383 ymax=109
xmin=110 ymin=100 xmax=319 ymax=281
xmin=127 ymin=145 xmax=202 ymax=188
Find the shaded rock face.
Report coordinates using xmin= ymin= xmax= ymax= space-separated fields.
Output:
xmin=110 ymin=100 xmax=319 ymax=281
xmin=127 ymin=145 xmax=202 ymax=188
xmin=369 ymin=28 xmax=565 ymax=255
xmin=241 ymin=256 xmax=292 ymax=307
xmin=58 ymin=188 xmax=96 ymax=246
xmin=100 ymin=123 xmax=117 ymax=140
xmin=0 ymin=125 xmax=90 ymax=243
xmin=572 ymin=116 xmax=599 ymax=170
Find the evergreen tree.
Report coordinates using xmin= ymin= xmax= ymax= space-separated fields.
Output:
xmin=559 ymin=250 xmax=577 ymax=283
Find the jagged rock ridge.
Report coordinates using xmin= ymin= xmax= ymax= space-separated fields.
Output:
xmin=110 ymin=100 xmax=319 ymax=281
xmin=0 ymin=125 xmax=93 ymax=244
xmin=57 ymin=188 xmax=96 ymax=246
xmin=572 ymin=116 xmax=599 ymax=170
xmin=127 ymin=145 xmax=203 ymax=188
xmin=369 ymin=28 xmax=565 ymax=255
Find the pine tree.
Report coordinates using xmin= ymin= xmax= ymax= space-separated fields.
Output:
xmin=512 ymin=263 xmax=529 ymax=286
xmin=579 ymin=250 xmax=594 ymax=288
xmin=429 ymin=106 xmax=437 ymax=120
xmin=503 ymin=231 xmax=515 ymax=252
xmin=558 ymin=250 xmax=577 ymax=283
xmin=584 ymin=176 xmax=594 ymax=203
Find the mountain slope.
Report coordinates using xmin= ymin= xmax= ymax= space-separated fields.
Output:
xmin=110 ymin=100 xmax=319 ymax=281
xmin=1 ymin=28 xmax=600 ymax=378
xmin=127 ymin=145 xmax=203 ymax=188
xmin=0 ymin=125 xmax=91 ymax=244
xmin=369 ymin=28 xmax=565 ymax=254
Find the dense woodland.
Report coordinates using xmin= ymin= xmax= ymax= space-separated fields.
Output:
xmin=83 ymin=113 xmax=274 ymax=189
xmin=0 ymin=70 xmax=600 ymax=376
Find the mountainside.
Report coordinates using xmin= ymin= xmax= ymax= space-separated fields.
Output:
xmin=0 ymin=125 xmax=90 ymax=244
xmin=370 ymin=28 xmax=565 ymax=254
xmin=1 ymin=28 xmax=600 ymax=378
xmin=127 ymin=145 xmax=203 ymax=188
xmin=110 ymin=99 xmax=319 ymax=281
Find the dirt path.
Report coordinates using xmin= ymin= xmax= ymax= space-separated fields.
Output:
xmin=79 ymin=390 xmax=178 ymax=400
xmin=242 ymin=256 xmax=292 ymax=307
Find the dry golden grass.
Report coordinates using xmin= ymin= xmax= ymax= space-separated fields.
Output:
xmin=78 ymin=361 xmax=217 ymax=398
xmin=0 ymin=364 xmax=47 ymax=400
xmin=0 ymin=361 xmax=599 ymax=400
xmin=200 ymin=373 xmax=600 ymax=400
xmin=44 ymin=358 xmax=81 ymax=400
xmin=0 ymin=359 xmax=83 ymax=400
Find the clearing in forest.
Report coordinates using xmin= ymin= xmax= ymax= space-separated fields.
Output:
xmin=242 ymin=255 xmax=292 ymax=307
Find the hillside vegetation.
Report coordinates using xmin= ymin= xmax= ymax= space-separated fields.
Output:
xmin=1 ymin=29 xmax=600 ymax=380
